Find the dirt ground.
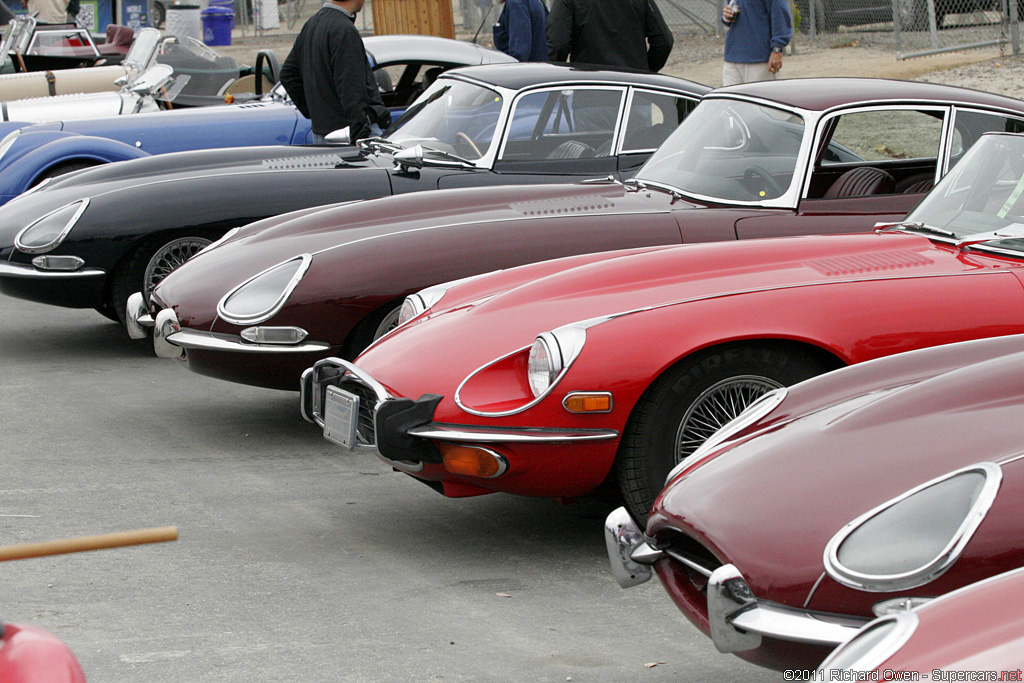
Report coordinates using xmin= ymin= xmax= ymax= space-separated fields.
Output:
xmin=217 ymin=28 xmax=1023 ymax=95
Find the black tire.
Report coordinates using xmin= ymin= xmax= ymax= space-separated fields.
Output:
xmin=341 ymin=300 xmax=404 ymax=359
xmin=110 ymin=233 xmax=213 ymax=329
xmin=150 ymin=0 xmax=165 ymax=28
xmin=94 ymin=302 xmax=120 ymax=323
xmin=614 ymin=344 xmax=830 ymax=524
xmin=33 ymin=160 xmax=98 ymax=187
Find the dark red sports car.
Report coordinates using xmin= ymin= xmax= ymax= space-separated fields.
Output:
xmin=606 ymin=330 xmax=1024 ymax=670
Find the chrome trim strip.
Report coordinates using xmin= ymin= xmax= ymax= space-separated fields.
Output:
xmin=153 ymin=308 xmax=183 ymax=359
xmin=823 ymin=462 xmax=1002 ymax=592
xmin=0 ymin=260 xmax=103 ymax=279
xmin=708 ymin=564 xmax=867 ymax=653
xmin=408 ymin=423 xmax=618 ymax=443
xmin=165 ymin=328 xmax=331 ymax=354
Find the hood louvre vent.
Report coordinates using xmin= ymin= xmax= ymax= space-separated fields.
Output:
xmin=808 ymin=250 xmax=933 ymax=277
xmin=510 ymin=197 xmax=617 ymax=217
xmin=262 ymin=154 xmax=347 ymax=171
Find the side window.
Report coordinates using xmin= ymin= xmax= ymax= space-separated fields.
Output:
xmin=948 ymin=110 xmax=1024 ymax=171
xmin=501 ymin=88 xmax=622 ymax=161
xmin=809 ymin=109 xmax=945 ymax=199
xmin=621 ymin=91 xmax=696 ymax=153
xmin=824 ymin=110 xmax=944 ymax=164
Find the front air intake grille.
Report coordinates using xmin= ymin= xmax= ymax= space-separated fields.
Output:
xmin=338 ymin=378 xmax=379 ymax=445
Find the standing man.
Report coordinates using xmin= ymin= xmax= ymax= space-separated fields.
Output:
xmin=493 ymin=0 xmax=548 ymax=62
xmin=546 ymin=0 xmax=674 ymax=73
xmin=22 ymin=0 xmax=69 ymax=24
xmin=721 ymin=0 xmax=792 ymax=86
xmin=280 ymin=0 xmax=390 ymax=144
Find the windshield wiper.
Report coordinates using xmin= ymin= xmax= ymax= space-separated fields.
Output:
xmin=624 ymin=178 xmax=683 ymax=202
xmin=956 ymin=224 xmax=1024 ymax=250
xmin=876 ymin=221 xmax=959 ymax=239
xmin=422 ymin=148 xmax=475 ymax=167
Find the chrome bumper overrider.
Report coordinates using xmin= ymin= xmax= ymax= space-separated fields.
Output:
xmin=604 ymin=507 xmax=867 ymax=653
xmin=0 ymin=260 xmax=104 ymax=279
xmin=143 ymin=304 xmax=331 ymax=358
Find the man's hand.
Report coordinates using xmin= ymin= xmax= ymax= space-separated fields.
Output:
xmin=769 ymin=50 xmax=783 ymax=73
xmin=722 ymin=4 xmax=737 ymax=22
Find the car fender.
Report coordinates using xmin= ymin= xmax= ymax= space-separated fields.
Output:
xmin=0 ymin=132 xmax=149 ymax=202
xmin=556 ymin=268 xmax=1024 ymax=438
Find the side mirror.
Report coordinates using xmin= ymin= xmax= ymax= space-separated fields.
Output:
xmin=393 ymin=145 xmax=424 ymax=170
xmin=324 ymin=127 xmax=351 ymax=145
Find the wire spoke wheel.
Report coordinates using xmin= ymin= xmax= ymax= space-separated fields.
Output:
xmin=143 ymin=237 xmax=211 ymax=297
xmin=674 ymin=375 xmax=783 ymax=462
xmin=372 ymin=305 xmax=403 ymax=341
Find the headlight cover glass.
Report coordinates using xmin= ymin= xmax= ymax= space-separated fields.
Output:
xmin=816 ymin=612 xmax=918 ymax=675
xmin=14 ymin=199 xmax=89 ymax=254
xmin=217 ymin=254 xmax=312 ymax=325
xmin=526 ymin=327 xmax=586 ymax=399
xmin=824 ymin=462 xmax=1001 ymax=592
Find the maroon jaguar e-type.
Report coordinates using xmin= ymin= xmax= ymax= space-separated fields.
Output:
xmin=300 ymin=131 xmax=1024 ymax=524
xmin=605 ymin=332 xmax=1024 ymax=670
xmin=133 ymin=78 xmax=1024 ymax=389
xmin=817 ymin=566 xmax=1024 ymax=675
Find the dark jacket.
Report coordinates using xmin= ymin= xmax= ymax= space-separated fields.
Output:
xmin=493 ymin=0 xmax=549 ymax=62
xmin=279 ymin=5 xmax=389 ymax=137
xmin=546 ymin=0 xmax=674 ymax=72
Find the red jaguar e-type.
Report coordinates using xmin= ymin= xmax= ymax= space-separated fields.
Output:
xmin=301 ymin=131 xmax=1024 ymax=522
xmin=606 ymin=331 xmax=1024 ymax=670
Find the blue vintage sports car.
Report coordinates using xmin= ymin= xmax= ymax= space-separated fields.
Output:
xmin=0 ymin=35 xmax=514 ymax=205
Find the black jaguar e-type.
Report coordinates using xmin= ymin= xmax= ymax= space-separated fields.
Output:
xmin=0 ymin=63 xmax=707 ymax=326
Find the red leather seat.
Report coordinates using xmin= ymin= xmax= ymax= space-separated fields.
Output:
xmin=823 ymin=166 xmax=896 ymax=198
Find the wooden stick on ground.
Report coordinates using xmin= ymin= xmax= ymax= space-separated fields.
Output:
xmin=0 ymin=527 xmax=178 ymax=562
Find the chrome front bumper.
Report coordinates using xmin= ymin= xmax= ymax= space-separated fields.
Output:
xmin=300 ymin=357 xmax=620 ymax=466
xmin=604 ymin=507 xmax=867 ymax=653
xmin=124 ymin=293 xmax=332 ymax=358
xmin=0 ymin=259 xmax=104 ymax=280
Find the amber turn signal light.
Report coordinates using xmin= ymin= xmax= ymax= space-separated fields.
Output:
xmin=439 ymin=443 xmax=505 ymax=478
xmin=562 ymin=392 xmax=613 ymax=414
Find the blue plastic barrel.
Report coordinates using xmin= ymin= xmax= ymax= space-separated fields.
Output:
xmin=208 ymin=0 xmax=235 ymax=27
xmin=201 ymin=6 xmax=234 ymax=45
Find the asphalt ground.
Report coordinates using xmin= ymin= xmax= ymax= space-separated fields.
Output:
xmin=0 ymin=296 xmax=783 ymax=681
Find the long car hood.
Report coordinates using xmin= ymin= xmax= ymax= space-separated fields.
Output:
xmin=152 ymin=181 xmax=664 ymax=314
xmin=647 ymin=334 xmax=1024 ymax=608
xmin=354 ymin=231 xmax=983 ymax=404
xmin=0 ymin=146 xmax=385 ymax=251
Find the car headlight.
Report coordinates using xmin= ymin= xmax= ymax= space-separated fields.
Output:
xmin=397 ymin=285 xmax=448 ymax=327
xmin=217 ymin=254 xmax=311 ymax=325
xmin=664 ymin=387 xmax=788 ymax=485
xmin=816 ymin=611 xmax=918 ymax=675
xmin=526 ymin=326 xmax=586 ymax=398
xmin=14 ymin=199 xmax=89 ymax=254
xmin=824 ymin=462 xmax=1001 ymax=592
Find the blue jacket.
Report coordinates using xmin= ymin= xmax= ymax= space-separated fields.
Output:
xmin=723 ymin=0 xmax=792 ymax=64
xmin=493 ymin=0 xmax=548 ymax=62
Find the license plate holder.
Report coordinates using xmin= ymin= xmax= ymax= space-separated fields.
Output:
xmin=323 ymin=386 xmax=360 ymax=449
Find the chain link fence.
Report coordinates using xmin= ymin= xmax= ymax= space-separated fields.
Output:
xmin=220 ymin=0 xmax=1019 ymax=58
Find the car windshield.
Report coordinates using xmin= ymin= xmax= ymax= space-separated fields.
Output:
xmin=903 ymin=133 xmax=1024 ymax=253
xmin=634 ymin=98 xmax=805 ymax=203
xmin=384 ymin=79 xmax=503 ymax=161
